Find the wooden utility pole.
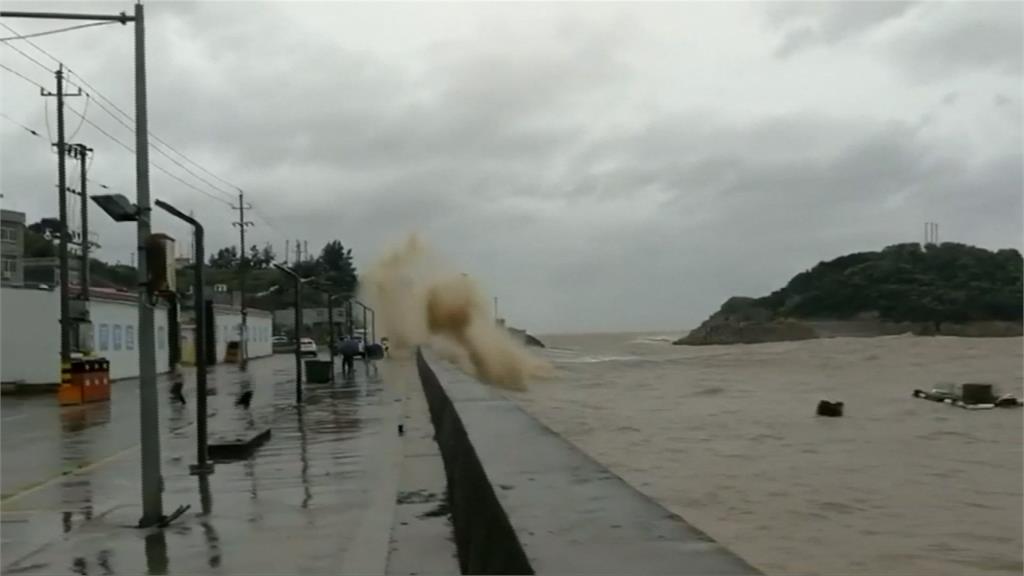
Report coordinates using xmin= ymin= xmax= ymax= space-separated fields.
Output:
xmin=69 ymin=143 xmax=93 ymax=300
xmin=232 ymin=191 xmax=253 ymax=370
xmin=42 ymin=65 xmax=81 ymax=365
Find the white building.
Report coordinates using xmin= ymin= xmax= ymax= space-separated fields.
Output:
xmin=1 ymin=284 xmax=273 ymax=386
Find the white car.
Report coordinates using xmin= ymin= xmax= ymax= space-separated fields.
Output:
xmin=300 ymin=338 xmax=318 ymax=357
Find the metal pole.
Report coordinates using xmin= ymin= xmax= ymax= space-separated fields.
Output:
xmin=370 ymin=308 xmax=375 ymax=346
xmin=78 ymin=144 xmax=91 ymax=301
xmin=157 ymin=200 xmax=212 ymax=475
xmin=347 ymin=300 xmax=353 ymax=338
xmin=234 ymin=191 xmax=252 ymax=370
xmin=0 ymin=10 xmax=132 ymax=22
xmin=134 ymin=2 xmax=163 ymax=527
xmin=327 ymin=294 xmax=335 ymax=384
xmin=55 ymin=66 xmax=70 ymax=365
xmin=294 ymin=276 xmax=302 ymax=402
xmin=193 ymin=222 xmax=209 ymax=473
xmin=362 ymin=305 xmax=367 ymax=345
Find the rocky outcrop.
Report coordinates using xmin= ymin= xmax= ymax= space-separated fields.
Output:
xmin=675 ymin=319 xmax=818 ymax=345
xmin=507 ymin=327 xmax=546 ymax=348
xmin=676 ymin=301 xmax=1023 ymax=346
xmin=674 ymin=297 xmax=818 ymax=345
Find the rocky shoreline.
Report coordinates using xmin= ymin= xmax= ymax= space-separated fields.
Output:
xmin=675 ymin=297 xmax=1023 ymax=345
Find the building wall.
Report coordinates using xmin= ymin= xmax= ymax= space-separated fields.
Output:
xmin=1 ymin=209 xmax=25 ymax=284
xmin=212 ymin=307 xmax=273 ymax=362
xmin=90 ymin=298 xmax=171 ymax=381
xmin=0 ymin=286 xmax=59 ymax=384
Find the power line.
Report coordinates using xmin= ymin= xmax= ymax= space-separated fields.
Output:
xmin=0 ymin=62 xmax=46 ymax=90
xmin=2 ymin=22 xmax=239 ymax=202
xmin=4 ymin=63 xmax=226 ymax=207
xmin=0 ymin=22 xmax=60 ymax=67
xmin=249 ymin=204 xmax=290 ymax=241
xmin=0 ymin=112 xmax=118 ymax=192
xmin=61 ymin=104 xmax=232 ymax=207
xmin=0 ymin=21 xmax=116 ymax=42
xmin=67 ymin=93 xmax=90 ymax=141
xmin=0 ymin=111 xmax=45 ymax=139
xmin=0 ymin=37 xmax=52 ymax=74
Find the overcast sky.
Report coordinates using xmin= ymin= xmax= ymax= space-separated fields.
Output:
xmin=1 ymin=1 xmax=1021 ymax=334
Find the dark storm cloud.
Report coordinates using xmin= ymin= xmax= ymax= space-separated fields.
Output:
xmin=766 ymin=2 xmax=1022 ymax=83
xmin=767 ymin=1 xmax=919 ymax=57
xmin=1 ymin=2 xmax=1020 ymax=332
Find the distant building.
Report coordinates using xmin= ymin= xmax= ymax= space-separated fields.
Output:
xmin=1 ymin=209 xmax=25 ymax=284
xmin=273 ymin=306 xmax=351 ymax=335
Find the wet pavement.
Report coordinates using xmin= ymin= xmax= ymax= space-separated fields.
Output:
xmin=1 ymin=354 xmax=457 ymax=575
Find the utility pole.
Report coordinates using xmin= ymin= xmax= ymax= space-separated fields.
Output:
xmin=285 ymin=239 xmax=289 ymax=264
xmin=295 ymin=238 xmax=301 ymax=264
xmin=1 ymin=5 xmax=170 ymax=528
xmin=232 ymin=192 xmax=253 ymax=370
xmin=133 ymin=2 xmax=164 ymax=527
xmin=70 ymin=144 xmax=93 ymax=300
xmin=304 ymin=240 xmax=308 ymax=262
xmin=42 ymin=65 xmax=81 ymax=366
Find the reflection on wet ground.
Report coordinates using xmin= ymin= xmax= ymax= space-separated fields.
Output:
xmin=1 ymin=355 xmax=406 ymax=574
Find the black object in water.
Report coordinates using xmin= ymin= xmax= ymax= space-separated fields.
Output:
xmin=816 ymin=400 xmax=844 ymax=417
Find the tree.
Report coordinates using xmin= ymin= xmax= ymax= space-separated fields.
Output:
xmin=247 ymin=244 xmax=260 ymax=269
xmin=259 ymin=244 xmax=276 ymax=268
xmin=24 ymin=227 xmax=56 ymax=258
xmin=318 ymin=240 xmax=357 ymax=294
xmin=208 ymin=246 xmax=238 ymax=269
xmin=751 ymin=242 xmax=1022 ymax=323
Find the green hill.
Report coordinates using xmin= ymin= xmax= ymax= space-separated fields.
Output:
xmin=757 ymin=242 xmax=1022 ymax=324
xmin=678 ymin=243 xmax=1023 ymax=345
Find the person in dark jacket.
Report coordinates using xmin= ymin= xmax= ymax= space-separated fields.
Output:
xmin=339 ymin=336 xmax=359 ymax=376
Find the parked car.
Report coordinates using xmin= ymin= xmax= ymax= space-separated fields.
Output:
xmin=300 ymin=338 xmax=318 ymax=357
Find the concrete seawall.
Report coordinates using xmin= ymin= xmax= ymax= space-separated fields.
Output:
xmin=416 ymin=349 xmax=760 ymax=574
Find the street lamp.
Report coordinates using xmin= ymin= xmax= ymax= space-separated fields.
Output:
xmin=153 ymin=199 xmax=212 ymax=476
xmin=272 ymin=263 xmax=306 ymax=404
xmin=3 ymin=4 xmax=163 ymax=528
xmin=352 ymin=299 xmax=376 ymax=347
xmin=309 ymin=282 xmax=341 ymax=384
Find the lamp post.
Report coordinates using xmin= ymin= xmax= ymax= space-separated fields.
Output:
xmin=3 ymin=5 xmax=166 ymax=528
xmin=309 ymin=283 xmax=340 ymax=384
xmin=272 ymin=263 xmax=304 ymax=404
xmin=352 ymin=299 xmax=375 ymax=345
xmin=154 ymin=199 xmax=212 ymax=476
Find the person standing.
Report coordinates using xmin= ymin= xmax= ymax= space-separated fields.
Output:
xmin=340 ymin=336 xmax=358 ymax=376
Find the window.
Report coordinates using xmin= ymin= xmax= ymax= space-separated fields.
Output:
xmin=0 ymin=227 xmax=15 ymax=243
xmin=1 ymin=257 xmax=16 ymax=279
xmin=98 ymin=324 xmax=110 ymax=351
xmin=158 ymin=326 xmax=166 ymax=350
xmin=125 ymin=326 xmax=135 ymax=351
xmin=113 ymin=325 xmax=122 ymax=351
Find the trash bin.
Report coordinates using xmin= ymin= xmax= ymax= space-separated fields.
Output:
xmin=304 ymin=360 xmax=332 ymax=383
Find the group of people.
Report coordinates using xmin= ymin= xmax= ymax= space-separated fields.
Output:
xmin=336 ymin=336 xmax=389 ymax=377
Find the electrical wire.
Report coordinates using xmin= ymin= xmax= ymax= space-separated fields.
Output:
xmin=0 ymin=111 xmax=44 ymax=138
xmin=44 ymin=98 xmax=53 ymax=142
xmin=3 ymin=28 xmax=248 ymax=214
xmin=0 ymin=21 xmax=116 ymax=42
xmin=0 ymin=37 xmax=51 ymax=74
xmin=0 ymin=113 xmax=117 ymax=193
xmin=3 ymin=22 xmax=239 ymax=203
xmin=0 ymin=62 xmax=46 ymax=90
xmin=67 ymin=93 xmax=90 ymax=141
